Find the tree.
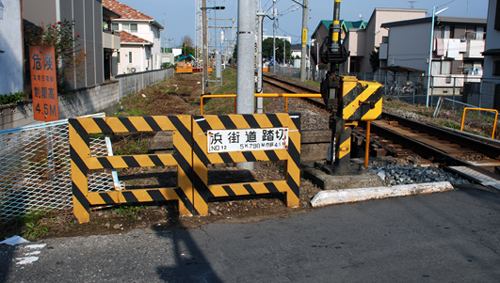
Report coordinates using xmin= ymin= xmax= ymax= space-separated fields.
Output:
xmin=24 ymin=20 xmax=86 ymax=91
xmin=181 ymin=36 xmax=193 ymax=48
xmin=369 ymin=46 xmax=380 ymax=72
xmin=180 ymin=36 xmax=195 ymax=57
xmin=232 ymin=43 xmax=238 ymax=61
xmin=262 ymin=38 xmax=292 ymax=64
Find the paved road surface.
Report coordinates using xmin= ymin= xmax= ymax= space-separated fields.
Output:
xmin=1 ymin=185 xmax=500 ymax=282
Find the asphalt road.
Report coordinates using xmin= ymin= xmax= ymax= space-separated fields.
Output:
xmin=2 ymin=185 xmax=500 ymax=282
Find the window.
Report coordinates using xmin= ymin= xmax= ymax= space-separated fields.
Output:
xmin=111 ymin=23 xmax=119 ymax=32
xmin=122 ymin=23 xmax=137 ymax=32
xmin=493 ymin=61 xmax=500 ymax=76
xmin=129 ymin=52 xmax=132 ymax=63
xmin=476 ymin=27 xmax=485 ymax=40
xmin=130 ymin=23 xmax=137 ymax=32
xmin=117 ymin=52 xmax=120 ymax=63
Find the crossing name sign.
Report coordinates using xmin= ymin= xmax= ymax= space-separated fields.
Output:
xmin=207 ymin=128 xmax=289 ymax=153
xmin=29 ymin=46 xmax=59 ymax=122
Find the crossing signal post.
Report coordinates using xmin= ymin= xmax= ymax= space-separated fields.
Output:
xmin=319 ymin=0 xmax=383 ymax=174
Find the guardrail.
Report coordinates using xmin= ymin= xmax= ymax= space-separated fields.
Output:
xmin=200 ymin=93 xmax=322 ymax=114
xmin=460 ymin=107 xmax=498 ymax=139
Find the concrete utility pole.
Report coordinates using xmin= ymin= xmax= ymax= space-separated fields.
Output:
xmin=236 ymin=0 xmax=256 ymax=169
xmin=273 ymin=0 xmax=276 ymax=74
xmin=202 ymin=0 xmax=208 ymax=95
xmin=283 ymin=39 xmax=286 ymax=65
xmin=256 ymin=9 xmax=265 ymax=113
xmin=290 ymin=0 xmax=308 ymax=81
xmin=300 ymin=0 xmax=308 ymax=82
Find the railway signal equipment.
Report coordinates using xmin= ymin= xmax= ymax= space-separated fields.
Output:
xmin=319 ymin=0 xmax=383 ymax=174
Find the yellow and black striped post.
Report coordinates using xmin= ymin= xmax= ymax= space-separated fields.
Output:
xmin=192 ymin=113 xmax=301 ymax=215
xmin=69 ymin=116 xmax=194 ymax=223
xmin=329 ymin=76 xmax=382 ymax=172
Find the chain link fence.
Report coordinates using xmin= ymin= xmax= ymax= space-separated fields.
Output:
xmin=0 ymin=114 xmax=115 ymax=223
xmin=434 ymin=97 xmax=498 ymax=122
xmin=269 ymin=66 xmax=313 ymax=81
xmin=277 ymin=68 xmax=488 ymax=108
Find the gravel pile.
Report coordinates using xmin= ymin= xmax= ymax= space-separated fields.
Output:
xmin=369 ymin=164 xmax=471 ymax=186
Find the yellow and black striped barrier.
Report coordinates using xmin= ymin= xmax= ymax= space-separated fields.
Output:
xmin=69 ymin=116 xmax=194 ymax=223
xmin=341 ymin=76 xmax=383 ymax=122
xmin=333 ymin=76 xmax=383 ymax=171
xmin=192 ymin=113 xmax=302 ymax=216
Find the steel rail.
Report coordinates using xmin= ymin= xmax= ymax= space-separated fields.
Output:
xmin=262 ymin=75 xmax=500 ymax=166
xmin=382 ymin=112 xmax=500 ymax=159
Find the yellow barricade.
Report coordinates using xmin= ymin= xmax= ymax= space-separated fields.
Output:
xmin=69 ymin=116 xmax=194 ymax=223
xmin=191 ymin=113 xmax=302 ymax=215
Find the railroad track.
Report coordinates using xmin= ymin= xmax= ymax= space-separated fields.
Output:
xmin=262 ymin=74 xmax=500 ymax=171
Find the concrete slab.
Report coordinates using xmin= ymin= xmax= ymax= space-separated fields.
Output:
xmin=150 ymin=131 xmax=173 ymax=152
xmin=303 ymin=167 xmax=384 ymax=191
xmin=311 ymin=181 xmax=454 ymax=207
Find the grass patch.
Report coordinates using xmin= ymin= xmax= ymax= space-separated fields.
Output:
xmin=203 ymin=97 xmax=236 ymax=115
xmin=439 ymin=120 xmax=461 ymax=130
xmin=113 ymin=205 xmax=145 ymax=221
xmin=113 ymin=135 xmax=151 ymax=155
xmin=0 ymin=210 xmax=56 ymax=240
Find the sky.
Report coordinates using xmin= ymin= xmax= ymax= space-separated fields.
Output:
xmin=117 ymin=0 xmax=489 ymax=48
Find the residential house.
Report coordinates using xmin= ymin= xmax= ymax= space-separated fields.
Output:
xmin=482 ymin=0 xmax=500 ymax=110
xmin=290 ymin=44 xmax=310 ymax=68
xmin=311 ymin=8 xmax=426 ymax=74
xmin=381 ymin=16 xmax=486 ymax=96
xmin=22 ymin=0 xmax=120 ymax=89
xmin=103 ymin=6 xmax=121 ymax=80
xmin=102 ymin=0 xmax=163 ymax=74
xmin=0 ymin=0 xmax=23 ymax=95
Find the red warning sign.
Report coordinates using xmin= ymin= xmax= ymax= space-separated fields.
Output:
xmin=29 ymin=46 xmax=59 ymax=122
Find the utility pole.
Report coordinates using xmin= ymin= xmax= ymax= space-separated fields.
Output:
xmin=273 ymin=0 xmax=276 ymax=74
xmin=257 ymin=9 xmax=265 ymax=113
xmin=283 ymin=39 xmax=286 ymax=65
xmin=236 ymin=0 xmax=256 ymax=169
xmin=300 ymin=0 xmax=308 ymax=81
xmin=290 ymin=0 xmax=308 ymax=81
xmin=202 ymin=0 xmax=208 ymax=95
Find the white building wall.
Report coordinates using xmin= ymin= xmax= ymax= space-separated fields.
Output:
xmin=361 ymin=8 xmax=427 ymax=73
xmin=0 ymin=0 xmax=24 ymax=95
xmin=386 ymin=22 xmax=430 ymax=72
xmin=117 ymin=21 xmax=162 ymax=70
xmin=116 ymin=45 xmax=148 ymax=74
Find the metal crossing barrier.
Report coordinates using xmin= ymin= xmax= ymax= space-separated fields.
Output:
xmin=191 ymin=113 xmax=302 ymax=216
xmin=69 ymin=116 xmax=194 ymax=223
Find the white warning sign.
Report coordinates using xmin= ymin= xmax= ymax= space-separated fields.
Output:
xmin=207 ymin=128 xmax=289 ymax=153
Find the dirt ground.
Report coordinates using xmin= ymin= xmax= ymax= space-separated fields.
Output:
xmin=1 ymin=71 xmax=321 ymax=241
xmin=5 ymin=70 xmax=497 ymax=240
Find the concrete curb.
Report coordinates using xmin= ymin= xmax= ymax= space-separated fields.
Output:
xmin=310 ymin=181 xmax=455 ymax=207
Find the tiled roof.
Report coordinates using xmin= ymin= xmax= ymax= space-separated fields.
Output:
xmin=119 ymin=31 xmax=152 ymax=44
xmin=312 ymin=20 xmax=366 ymax=38
xmin=102 ymin=0 xmax=153 ymax=20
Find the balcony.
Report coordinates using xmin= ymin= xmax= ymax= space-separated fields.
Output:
xmin=465 ymin=39 xmax=485 ymax=58
xmin=103 ymin=30 xmax=120 ymax=50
